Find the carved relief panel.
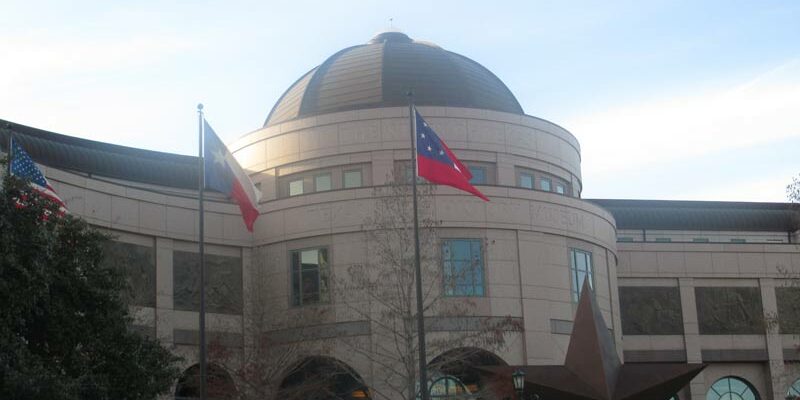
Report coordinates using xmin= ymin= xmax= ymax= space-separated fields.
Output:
xmin=619 ymin=286 xmax=683 ymax=335
xmin=695 ymin=287 xmax=764 ymax=334
xmin=101 ymin=241 xmax=156 ymax=307
xmin=173 ymin=251 xmax=243 ymax=314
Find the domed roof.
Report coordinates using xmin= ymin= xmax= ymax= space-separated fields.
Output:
xmin=264 ymin=32 xmax=524 ymax=126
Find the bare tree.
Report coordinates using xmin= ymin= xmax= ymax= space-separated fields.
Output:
xmin=208 ymin=264 xmax=338 ymax=400
xmin=337 ymin=181 xmax=521 ymax=400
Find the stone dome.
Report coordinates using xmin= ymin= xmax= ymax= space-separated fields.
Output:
xmin=264 ymin=31 xmax=524 ymax=126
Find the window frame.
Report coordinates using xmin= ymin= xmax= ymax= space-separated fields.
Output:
xmin=540 ymin=177 xmax=552 ymax=192
xmin=441 ymin=238 xmax=486 ymax=298
xmin=706 ymin=376 xmax=759 ymax=400
xmin=314 ymin=173 xmax=332 ymax=192
xmin=289 ymin=246 xmax=331 ymax=307
xmin=519 ymin=172 xmax=534 ymax=189
xmin=343 ymin=169 xmax=363 ymax=189
xmin=569 ymin=248 xmax=594 ymax=302
xmin=467 ymin=166 xmax=487 ymax=185
xmin=288 ymin=179 xmax=304 ymax=196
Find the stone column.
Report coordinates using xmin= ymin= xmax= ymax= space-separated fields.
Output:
xmin=679 ymin=278 xmax=705 ymax=400
xmin=761 ymin=278 xmax=786 ymax=400
xmin=155 ymin=237 xmax=175 ymax=345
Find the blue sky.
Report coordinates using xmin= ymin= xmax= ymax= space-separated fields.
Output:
xmin=2 ymin=0 xmax=798 ymax=201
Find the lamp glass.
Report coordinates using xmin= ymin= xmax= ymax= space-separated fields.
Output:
xmin=512 ymin=369 xmax=525 ymax=392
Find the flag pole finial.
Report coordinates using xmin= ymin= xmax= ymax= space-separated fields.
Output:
xmin=197 ymin=103 xmax=204 ymax=111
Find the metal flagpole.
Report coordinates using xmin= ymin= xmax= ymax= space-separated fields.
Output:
xmin=6 ymin=128 xmax=13 ymax=176
xmin=407 ymin=92 xmax=430 ymax=400
xmin=197 ymin=103 xmax=207 ymax=400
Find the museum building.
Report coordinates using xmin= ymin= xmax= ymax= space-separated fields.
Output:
xmin=2 ymin=31 xmax=800 ymax=400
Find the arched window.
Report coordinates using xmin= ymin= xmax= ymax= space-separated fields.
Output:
xmin=429 ymin=375 xmax=473 ymax=399
xmin=787 ymin=378 xmax=800 ymax=400
xmin=706 ymin=376 xmax=759 ymax=400
xmin=277 ymin=356 xmax=370 ymax=400
xmin=428 ymin=347 xmax=507 ymax=399
xmin=175 ymin=363 xmax=237 ymax=400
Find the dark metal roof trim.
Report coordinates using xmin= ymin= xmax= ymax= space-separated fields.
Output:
xmin=1 ymin=119 xmax=198 ymax=190
xmin=588 ymin=198 xmax=800 ymax=232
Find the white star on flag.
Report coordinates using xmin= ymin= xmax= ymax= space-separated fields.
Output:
xmin=427 ymin=145 xmax=432 ymax=152
xmin=213 ymin=149 xmax=226 ymax=166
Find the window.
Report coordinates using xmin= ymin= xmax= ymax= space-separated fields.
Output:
xmin=731 ymin=238 xmax=746 ymax=243
xmin=315 ymin=173 xmax=331 ymax=192
xmin=692 ymin=238 xmax=709 ymax=243
xmin=655 ymin=238 xmax=672 ymax=243
xmin=429 ymin=375 xmax=472 ymax=399
xmin=706 ymin=377 xmax=758 ymax=400
xmin=788 ymin=378 xmax=800 ymax=400
xmin=617 ymin=237 xmax=634 ymax=242
xmin=290 ymin=248 xmax=330 ymax=306
xmin=555 ymin=183 xmax=565 ymax=194
xmin=442 ymin=239 xmax=484 ymax=297
xmin=519 ymin=173 xmax=534 ymax=189
xmin=540 ymin=178 xmax=551 ymax=191
xmin=468 ymin=166 xmax=486 ymax=185
xmin=569 ymin=248 xmax=593 ymax=302
xmin=289 ymin=179 xmax=304 ymax=196
xmin=343 ymin=170 xmax=362 ymax=188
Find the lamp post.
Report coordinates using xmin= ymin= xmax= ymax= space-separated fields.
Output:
xmin=512 ymin=369 xmax=525 ymax=400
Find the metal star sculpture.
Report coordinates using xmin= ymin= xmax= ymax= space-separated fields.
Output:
xmin=479 ymin=280 xmax=705 ymax=400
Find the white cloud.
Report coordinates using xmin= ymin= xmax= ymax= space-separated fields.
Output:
xmin=567 ymin=59 xmax=800 ymax=177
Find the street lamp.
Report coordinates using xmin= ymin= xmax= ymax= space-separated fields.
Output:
xmin=512 ymin=369 xmax=525 ymax=400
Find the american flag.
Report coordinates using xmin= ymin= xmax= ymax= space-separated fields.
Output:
xmin=9 ymin=137 xmax=67 ymax=209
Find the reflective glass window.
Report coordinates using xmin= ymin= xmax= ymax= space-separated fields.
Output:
xmin=469 ymin=167 xmax=486 ymax=185
xmin=290 ymin=248 xmax=330 ymax=306
xmin=289 ymin=179 xmax=304 ymax=196
xmin=788 ymin=378 xmax=800 ymax=399
xmin=442 ymin=239 xmax=484 ymax=297
xmin=540 ymin=178 xmax=551 ymax=191
xmin=706 ymin=376 xmax=758 ymax=400
xmin=555 ymin=183 xmax=565 ymax=194
xmin=569 ymin=248 xmax=593 ymax=302
xmin=315 ymin=174 xmax=332 ymax=192
xmin=520 ymin=173 xmax=534 ymax=189
xmin=344 ymin=170 xmax=362 ymax=188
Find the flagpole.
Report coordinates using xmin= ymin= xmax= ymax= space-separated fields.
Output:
xmin=197 ymin=103 xmax=207 ymax=400
xmin=6 ymin=127 xmax=13 ymax=176
xmin=408 ymin=93 xmax=429 ymax=400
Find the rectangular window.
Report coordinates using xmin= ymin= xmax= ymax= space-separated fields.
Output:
xmin=617 ymin=237 xmax=634 ymax=242
xmin=692 ymin=238 xmax=709 ymax=243
xmin=442 ymin=239 xmax=484 ymax=297
xmin=315 ymin=173 xmax=332 ymax=192
xmin=289 ymin=179 xmax=304 ymax=196
xmin=555 ymin=183 xmax=565 ymax=194
xmin=343 ymin=170 xmax=362 ymax=188
xmin=655 ymin=238 xmax=671 ymax=243
xmin=519 ymin=173 xmax=534 ymax=189
xmin=468 ymin=166 xmax=487 ymax=185
xmin=290 ymin=247 xmax=330 ymax=306
xmin=569 ymin=248 xmax=593 ymax=302
xmin=730 ymin=238 xmax=746 ymax=243
xmin=540 ymin=178 xmax=552 ymax=192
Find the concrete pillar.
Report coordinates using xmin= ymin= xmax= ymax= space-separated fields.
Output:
xmin=760 ymin=278 xmax=786 ymax=400
xmin=155 ymin=237 xmax=174 ymax=345
xmin=679 ymin=278 xmax=705 ymax=400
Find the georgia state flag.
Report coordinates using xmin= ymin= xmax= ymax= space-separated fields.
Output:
xmin=415 ymin=109 xmax=489 ymax=201
xmin=203 ymin=121 xmax=261 ymax=231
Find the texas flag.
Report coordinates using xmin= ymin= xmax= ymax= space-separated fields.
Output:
xmin=415 ymin=109 xmax=489 ymax=201
xmin=203 ymin=121 xmax=261 ymax=231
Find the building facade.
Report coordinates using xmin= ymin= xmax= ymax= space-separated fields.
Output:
xmin=1 ymin=31 xmax=799 ymax=400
